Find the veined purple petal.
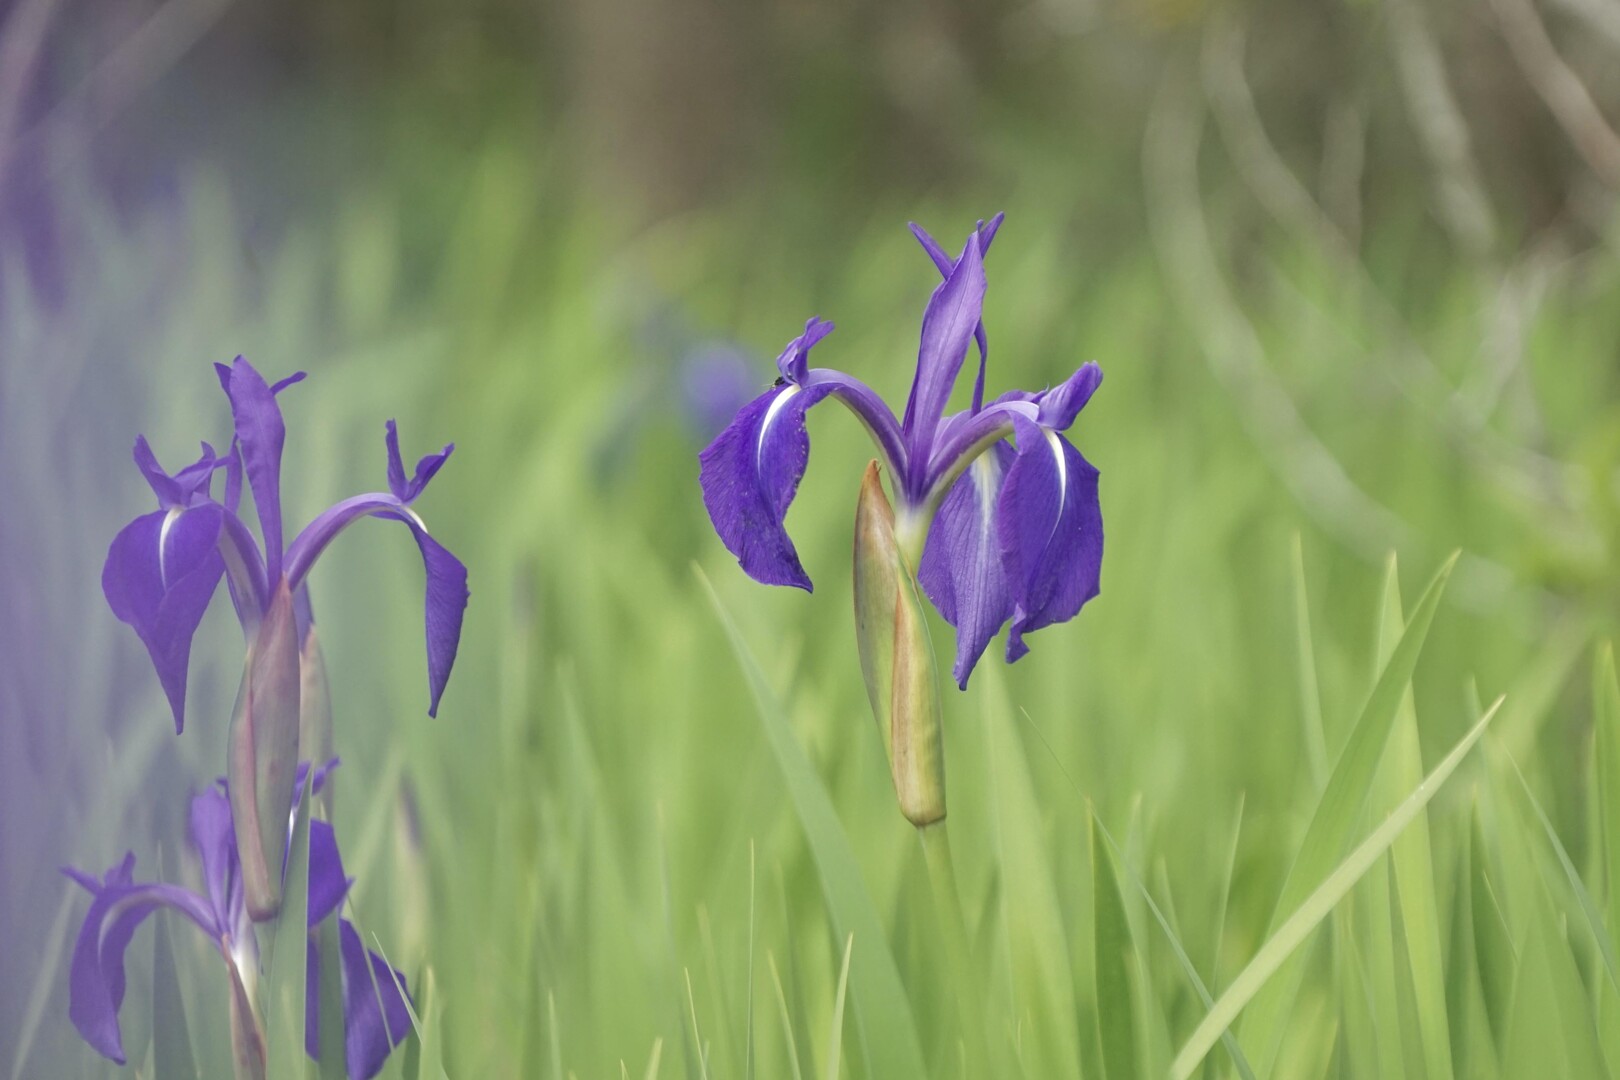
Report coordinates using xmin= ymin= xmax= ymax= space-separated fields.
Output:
xmin=698 ymin=382 xmax=836 ymax=590
xmin=132 ymin=438 xmax=184 ymax=507
xmin=997 ymin=417 xmax=1102 ymax=663
xmin=900 ymin=230 xmax=987 ymax=473
xmin=216 ymin=357 xmax=291 ymax=583
xmin=64 ymin=859 xmax=221 ymax=1065
xmin=775 ymin=317 xmax=835 ymax=385
xmin=1035 ymin=363 xmax=1103 ymax=431
xmin=909 ymin=214 xmax=1003 ymax=412
xmin=919 ymin=442 xmax=1016 ymax=688
xmin=284 ymin=496 xmax=468 ymax=717
xmin=385 ymin=420 xmax=453 ymax=504
xmin=102 ymin=506 xmax=227 ymax=732
xmin=920 ymin=399 xmax=1038 ymax=509
xmin=338 ymin=918 xmax=412 ymax=1080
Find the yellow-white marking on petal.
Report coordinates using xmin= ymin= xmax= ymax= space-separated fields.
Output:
xmin=1044 ymin=428 xmax=1068 ymax=520
xmin=972 ymin=454 xmax=1002 ymax=544
xmin=758 ymin=384 xmax=801 ymax=463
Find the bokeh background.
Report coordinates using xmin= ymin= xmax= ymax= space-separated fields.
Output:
xmin=3 ymin=0 xmax=1620 ymax=1076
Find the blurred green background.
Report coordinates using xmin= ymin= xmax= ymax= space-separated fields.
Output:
xmin=4 ymin=0 xmax=1620 ymax=1076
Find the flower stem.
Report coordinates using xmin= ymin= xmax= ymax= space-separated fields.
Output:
xmin=918 ymin=820 xmax=990 ymax=1076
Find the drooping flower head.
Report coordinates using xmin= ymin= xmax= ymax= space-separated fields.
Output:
xmin=698 ymin=215 xmax=1103 ymax=690
xmin=64 ymin=763 xmax=411 ymax=1080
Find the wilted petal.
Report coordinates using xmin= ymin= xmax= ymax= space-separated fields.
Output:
xmin=384 ymin=420 xmax=453 ymax=504
xmin=996 ymin=416 xmax=1102 ymax=663
xmin=284 ymin=496 xmax=468 ymax=717
xmin=900 ymin=230 xmax=986 ymax=462
xmin=919 ymin=443 xmax=1016 ymax=688
xmin=698 ymin=382 xmax=837 ymax=590
xmin=64 ymin=858 xmax=220 ymax=1065
xmin=338 ymin=919 xmax=412 ymax=1080
xmin=216 ymin=357 xmax=293 ymax=582
xmin=102 ymin=506 xmax=226 ymax=732
xmin=1035 ymin=363 xmax=1103 ymax=432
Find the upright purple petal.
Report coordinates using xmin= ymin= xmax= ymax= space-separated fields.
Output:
xmin=1035 ymin=363 xmax=1103 ymax=432
xmin=918 ymin=442 xmax=1016 ymax=688
xmin=909 ymin=214 xmax=1003 ymax=411
xmin=900 ymin=231 xmax=986 ymax=468
xmin=338 ymin=919 xmax=412 ymax=1080
xmin=217 ymin=357 xmax=291 ymax=583
xmin=775 ymin=317 xmax=835 ymax=385
xmin=698 ymin=382 xmax=837 ymax=590
xmin=996 ymin=417 xmax=1103 ymax=663
xmin=189 ymin=785 xmax=237 ymax=929
xmin=284 ymin=496 xmax=468 ymax=717
xmin=132 ymin=438 xmax=184 ymax=507
xmin=384 ymin=420 xmax=453 ymax=504
xmin=102 ymin=506 xmax=226 ymax=732
xmin=307 ymin=820 xmax=352 ymax=926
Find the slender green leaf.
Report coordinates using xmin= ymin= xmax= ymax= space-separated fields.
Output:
xmin=1173 ymin=695 xmax=1503 ymax=1080
xmin=824 ymin=935 xmax=855 ymax=1080
xmin=1093 ymin=812 xmax=1140 ymax=1080
xmin=264 ymin=780 xmax=312 ymax=1080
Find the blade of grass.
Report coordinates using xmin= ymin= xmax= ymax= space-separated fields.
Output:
xmin=264 ymin=780 xmax=312 ymax=1080
xmin=1290 ymin=534 xmax=1328 ymax=785
xmin=698 ymin=568 xmax=929 ymax=1079
xmin=152 ymin=846 xmax=198 ymax=1080
xmin=1239 ymin=552 xmax=1458 ymax=1069
xmin=767 ymin=952 xmax=806 ymax=1080
xmin=824 ymin=934 xmax=855 ymax=1080
xmin=1092 ymin=811 xmax=1141 ymax=1080
xmin=1172 ymin=695 xmax=1503 ymax=1080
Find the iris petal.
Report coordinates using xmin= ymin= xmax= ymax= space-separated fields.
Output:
xmin=384 ymin=419 xmax=453 ymax=504
xmin=307 ymin=820 xmax=352 ymax=926
xmin=909 ymin=214 xmax=1003 ymax=411
xmin=284 ymin=494 xmax=468 ymax=717
xmin=775 ymin=317 xmax=835 ymax=385
xmin=102 ymin=506 xmax=226 ymax=732
xmin=216 ymin=357 xmax=291 ymax=582
xmin=996 ymin=416 xmax=1102 ymax=663
xmin=900 ymin=231 xmax=987 ymax=468
xmin=918 ymin=442 xmax=1017 ymax=688
xmin=1035 ymin=363 xmax=1103 ymax=432
xmin=698 ymin=382 xmax=837 ymax=591
xmin=338 ymin=918 xmax=412 ymax=1080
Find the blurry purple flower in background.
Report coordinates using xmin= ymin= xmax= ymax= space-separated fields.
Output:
xmin=698 ymin=215 xmax=1104 ymax=689
xmin=64 ymin=762 xmax=411 ymax=1080
xmin=679 ymin=343 xmax=760 ymax=440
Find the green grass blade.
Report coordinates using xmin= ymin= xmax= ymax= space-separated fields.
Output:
xmin=1092 ymin=811 xmax=1141 ymax=1080
xmin=1596 ymin=645 xmax=1620 ymax=936
xmin=1290 ymin=534 xmax=1328 ymax=785
xmin=152 ymin=852 xmax=199 ymax=1080
xmin=698 ymin=568 xmax=929 ymax=1079
xmin=264 ymin=780 xmax=312 ymax=1080
xmin=1172 ymin=695 xmax=1503 ymax=1080
xmin=767 ymin=952 xmax=806 ymax=1080
xmin=824 ymin=934 xmax=854 ymax=1080
xmin=1239 ymin=552 xmax=1457 ymax=1067
xmin=313 ymin=916 xmax=345 ymax=1079
xmin=1469 ymin=806 xmax=1516 ymax=1049
xmin=10 ymin=883 xmax=78 ymax=1080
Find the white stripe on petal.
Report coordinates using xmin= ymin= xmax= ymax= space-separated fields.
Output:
xmin=158 ymin=508 xmax=182 ymax=589
xmin=758 ymin=384 xmax=802 ymax=464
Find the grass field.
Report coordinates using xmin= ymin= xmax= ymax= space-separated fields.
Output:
xmin=5 ymin=64 xmax=1620 ymax=1078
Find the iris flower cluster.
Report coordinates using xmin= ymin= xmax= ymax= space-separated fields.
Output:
xmin=71 ymin=357 xmax=468 ymax=1077
xmin=700 ymin=216 xmax=1103 ymax=823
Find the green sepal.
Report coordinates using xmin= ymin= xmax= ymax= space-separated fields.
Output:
xmin=229 ymin=581 xmax=303 ymax=921
xmin=852 ymin=461 xmax=946 ymax=826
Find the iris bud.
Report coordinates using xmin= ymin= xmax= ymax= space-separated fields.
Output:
xmin=853 ymin=461 xmax=947 ymax=825
xmin=228 ymin=580 xmax=302 ymax=920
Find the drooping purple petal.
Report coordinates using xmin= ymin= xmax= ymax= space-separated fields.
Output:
xmin=698 ymin=382 xmax=836 ymax=590
xmin=1035 ymin=363 xmax=1103 ymax=432
xmin=384 ymin=420 xmax=453 ymax=504
xmin=918 ymin=442 xmax=1016 ymax=688
xmin=64 ymin=858 xmax=221 ymax=1065
xmin=284 ymin=496 xmax=468 ymax=717
xmin=997 ymin=416 xmax=1102 ymax=663
xmin=900 ymin=230 xmax=987 ymax=471
xmin=338 ymin=918 xmax=412 ymax=1080
xmin=775 ymin=317 xmax=836 ymax=385
xmin=216 ymin=357 xmax=292 ymax=583
xmin=102 ymin=506 xmax=227 ymax=732
xmin=909 ymin=214 xmax=1003 ymax=412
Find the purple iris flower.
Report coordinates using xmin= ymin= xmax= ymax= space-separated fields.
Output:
xmin=698 ymin=215 xmax=1103 ymax=688
xmin=64 ymin=763 xmax=411 ymax=1080
xmin=102 ymin=356 xmax=469 ymax=732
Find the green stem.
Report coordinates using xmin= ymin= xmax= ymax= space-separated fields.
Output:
xmin=918 ymin=821 xmax=989 ymax=1076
